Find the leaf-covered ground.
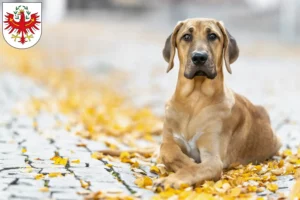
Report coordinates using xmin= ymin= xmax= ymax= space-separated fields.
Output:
xmin=1 ymin=40 xmax=300 ymax=200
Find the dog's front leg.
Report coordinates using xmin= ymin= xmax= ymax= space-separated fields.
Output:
xmin=158 ymin=127 xmax=197 ymax=172
xmin=155 ymin=133 xmax=223 ymax=189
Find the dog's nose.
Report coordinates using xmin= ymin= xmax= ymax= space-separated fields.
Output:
xmin=192 ymin=52 xmax=208 ymax=65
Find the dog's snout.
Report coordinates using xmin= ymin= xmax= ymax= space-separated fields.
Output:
xmin=192 ymin=52 xmax=208 ymax=65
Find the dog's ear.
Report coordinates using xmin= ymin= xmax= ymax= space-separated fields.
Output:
xmin=216 ymin=21 xmax=239 ymax=74
xmin=163 ymin=21 xmax=184 ymax=73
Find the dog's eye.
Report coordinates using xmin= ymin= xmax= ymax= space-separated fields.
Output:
xmin=182 ymin=34 xmax=192 ymax=42
xmin=208 ymin=33 xmax=217 ymax=41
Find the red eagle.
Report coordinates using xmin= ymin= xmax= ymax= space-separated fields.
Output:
xmin=4 ymin=9 xmax=40 ymax=44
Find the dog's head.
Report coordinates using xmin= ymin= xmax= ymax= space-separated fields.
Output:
xmin=163 ymin=18 xmax=239 ymax=79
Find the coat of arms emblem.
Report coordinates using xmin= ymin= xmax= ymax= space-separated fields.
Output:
xmin=2 ymin=3 xmax=42 ymax=49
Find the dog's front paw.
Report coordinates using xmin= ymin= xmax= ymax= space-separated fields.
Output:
xmin=152 ymin=173 xmax=192 ymax=190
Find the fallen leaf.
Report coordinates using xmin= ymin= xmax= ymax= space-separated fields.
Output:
xmin=80 ymin=179 xmax=90 ymax=189
xmin=105 ymin=163 xmax=113 ymax=168
xmin=25 ymin=166 xmax=33 ymax=173
xmin=131 ymin=161 xmax=139 ymax=168
xmin=120 ymin=152 xmax=133 ymax=163
xmin=71 ymin=159 xmax=80 ymax=164
xmin=230 ymin=187 xmax=241 ymax=197
xmin=53 ymin=157 xmax=68 ymax=166
xmin=134 ymin=176 xmax=153 ymax=188
xmin=271 ymin=168 xmax=284 ymax=176
xmin=76 ymin=143 xmax=87 ymax=147
xmin=48 ymin=172 xmax=62 ymax=178
xmin=91 ymin=152 xmax=104 ymax=160
xmin=267 ymin=183 xmax=278 ymax=192
xmin=150 ymin=166 xmax=160 ymax=174
xmin=282 ymin=149 xmax=293 ymax=157
xmin=21 ymin=147 xmax=27 ymax=154
xmin=247 ymin=185 xmax=257 ymax=192
xmin=35 ymin=174 xmax=44 ymax=180
xmin=39 ymin=187 xmax=49 ymax=192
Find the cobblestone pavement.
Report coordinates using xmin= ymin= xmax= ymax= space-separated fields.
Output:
xmin=0 ymin=72 xmax=156 ymax=200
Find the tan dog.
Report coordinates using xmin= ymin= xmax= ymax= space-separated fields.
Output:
xmin=154 ymin=18 xmax=281 ymax=189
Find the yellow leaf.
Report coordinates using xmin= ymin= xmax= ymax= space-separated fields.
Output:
xmin=271 ymin=168 xmax=284 ymax=176
xmin=230 ymin=187 xmax=241 ymax=197
xmin=71 ymin=159 xmax=80 ymax=164
xmin=214 ymin=180 xmax=223 ymax=188
xmin=134 ymin=176 xmax=153 ymax=188
xmin=295 ymin=168 xmax=300 ymax=179
xmin=270 ymin=175 xmax=277 ymax=181
xmin=158 ymin=190 xmax=176 ymax=199
xmin=33 ymin=121 xmax=38 ymax=128
xmin=247 ymin=185 xmax=257 ymax=192
xmin=131 ymin=161 xmax=139 ymax=168
xmin=282 ymin=149 xmax=293 ymax=157
xmin=150 ymin=166 xmax=160 ymax=174
xmin=120 ymin=152 xmax=130 ymax=159
xmin=144 ymin=134 xmax=153 ymax=141
xmin=50 ymin=156 xmax=60 ymax=161
xmin=120 ymin=152 xmax=133 ymax=163
xmin=53 ymin=157 xmax=68 ymax=166
xmin=257 ymin=187 xmax=265 ymax=192
xmin=267 ymin=183 xmax=278 ymax=192
xmin=178 ymin=190 xmax=193 ymax=199
xmin=286 ymin=163 xmax=295 ymax=174
xmin=25 ymin=166 xmax=33 ymax=173
xmin=288 ymin=155 xmax=298 ymax=164
xmin=80 ymin=179 xmax=90 ymax=189
xmin=48 ymin=172 xmax=62 ymax=178
xmin=35 ymin=174 xmax=44 ymax=180
xmin=39 ymin=187 xmax=49 ymax=192
xmin=105 ymin=163 xmax=113 ymax=168
xmin=180 ymin=183 xmax=190 ymax=190
xmin=104 ymin=141 xmax=118 ymax=150
xmin=91 ymin=152 xmax=104 ymax=160
xmin=21 ymin=147 xmax=27 ymax=154
xmin=278 ymin=160 xmax=284 ymax=168
xmin=76 ymin=143 xmax=87 ymax=147
xmin=289 ymin=180 xmax=300 ymax=200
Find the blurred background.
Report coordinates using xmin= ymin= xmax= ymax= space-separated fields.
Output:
xmin=1 ymin=0 xmax=300 ymax=115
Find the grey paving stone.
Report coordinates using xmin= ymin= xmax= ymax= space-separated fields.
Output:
xmin=48 ymin=176 xmax=81 ymax=188
xmin=0 ymin=169 xmax=40 ymax=179
xmin=14 ymin=116 xmax=34 ymax=128
xmin=18 ymin=178 xmax=45 ymax=188
xmin=40 ymin=168 xmax=69 ymax=174
xmin=0 ymin=192 xmax=11 ymax=200
xmin=5 ymin=185 xmax=50 ymax=199
xmin=36 ymin=113 xmax=58 ymax=130
xmin=51 ymin=190 xmax=82 ymax=200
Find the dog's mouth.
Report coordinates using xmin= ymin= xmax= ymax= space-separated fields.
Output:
xmin=184 ymin=69 xmax=206 ymax=79
xmin=194 ymin=71 xmax=207 ymax=77
xmin=184 ymin=69 xmax=216 ymax=80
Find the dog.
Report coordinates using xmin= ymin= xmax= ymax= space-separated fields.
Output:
xmin=153 ymin=18 xmax=282 ymax=189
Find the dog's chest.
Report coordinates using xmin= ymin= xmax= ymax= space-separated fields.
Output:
xmin=173 ymin=132 xmax=202 ymax=163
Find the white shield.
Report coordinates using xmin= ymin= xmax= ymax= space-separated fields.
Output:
xmin=2 ymin=2 xmax=42 ymax=49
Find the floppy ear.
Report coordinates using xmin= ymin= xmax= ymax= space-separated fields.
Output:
xmin=162 ymin=22 xmax=184 ymax=73
xmin=216 ymin=21 xmax=239 ymax=74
